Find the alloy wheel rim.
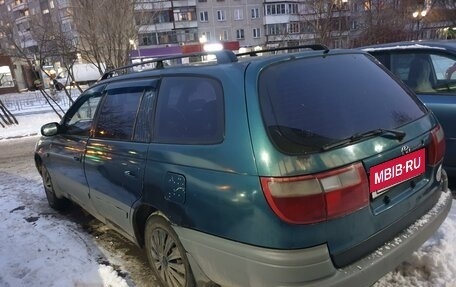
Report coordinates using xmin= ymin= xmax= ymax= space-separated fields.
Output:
xmin=44 ymin=171 xmax=52 ymax=190
xmin=149 ymin=228 xmax=186 ymax=287
xmin=43 ymin=170 xmax=53 ymax=199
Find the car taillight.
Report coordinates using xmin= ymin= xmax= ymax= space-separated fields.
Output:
xmin=261 ymin=163 xmax=369 ymax=224
xmin=428 ymin=125 xmax=445 ymax=166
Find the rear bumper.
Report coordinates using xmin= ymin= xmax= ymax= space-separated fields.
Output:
xmin=174 ymin=190 xmax=452 ymax=287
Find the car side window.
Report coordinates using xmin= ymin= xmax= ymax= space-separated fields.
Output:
xmin=134 ymin=89 xmax=156 ymax=142
xmin=154 ymin=76 xmax=224 ymax=144
xmin=430 ymin=54 xmax=456 ymax=81
xmin=63 ymin=85 xmax=105 ymax=136
xmin=390 ymin=52 xmax=456 ymax=94
xmin=94 ymin=86 xmax=144 ymax=141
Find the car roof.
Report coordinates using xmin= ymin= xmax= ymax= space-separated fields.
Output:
xmin=96 ymin=45 xmax=369 ymax=85
xmin=360 ymin=40 xmax=456 ymax=53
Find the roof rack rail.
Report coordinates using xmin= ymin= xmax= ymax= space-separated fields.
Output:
xmin=100 ymin=50 xmax=238 ymax=81
xmin=236 ymin=44 xmax=329 ymax=57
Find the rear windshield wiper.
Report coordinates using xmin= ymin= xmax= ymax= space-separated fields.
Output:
xmin=321 ymin=128 xmax=406 ymax=151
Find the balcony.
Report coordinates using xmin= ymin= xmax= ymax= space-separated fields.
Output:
xmin=12 ymin=2 xmax=28 ymax=12
xmin=139 ymin=23 xmax=175 ymax=33
xmin=173 ymin=0 xmax=196 ymax=7
xmin=17 ymin=29 xmax=32 ymax=38
xmin=135 ymin=1 xmax=172 ymax=11
xmin=15 ymin=15 xmax=30 ymax=25
xmin=135 ymin=0 xmax=196 ymax=11
xmin=56 ymin=0 xmax=71 ymax=9
xmin=266 ymin=34 xmax=312 ymax=42
xmin=263 ymin=14 xmax=300 ymax=24
xmin=18 ymin=32 xmax=37 ymax=49
xmin=174 ymin=20 xmax=197 ymax=29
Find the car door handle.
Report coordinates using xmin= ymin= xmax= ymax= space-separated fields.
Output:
xmin=124 ymin=170 xmax=136 ymax=178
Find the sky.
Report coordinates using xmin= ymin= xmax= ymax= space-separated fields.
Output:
xmin=0 ymin=97 xmax=456 ymax=286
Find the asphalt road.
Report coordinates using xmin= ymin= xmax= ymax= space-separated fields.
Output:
xmin=0 ymin=136 xmax=158 ymax=287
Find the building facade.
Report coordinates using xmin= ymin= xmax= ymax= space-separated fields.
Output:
xmin=0 ymin=0 xmax=78 ymax=91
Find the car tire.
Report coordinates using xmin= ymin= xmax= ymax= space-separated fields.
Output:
xmin=145 ymin=216 xmax=195 ymax=287
xmin=41 ymin=165 xmax=70 ymax=210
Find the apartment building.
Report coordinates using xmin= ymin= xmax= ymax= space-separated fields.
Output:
xmin=0 ymin=0 xmax=77 ymax=91
xmin=133 ymin=0 xmax=360 ymax=53
xmin=1 ymin=0 xmax=454 ymax=93
xmin=135 ymin=0 xmax=198 ymax=46
xmin=0 ymin=0 xmax=75 ymax=52
xmin=196 ymin=0 xmax=264 ymax=47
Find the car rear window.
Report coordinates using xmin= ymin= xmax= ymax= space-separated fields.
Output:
xmin=259 ymin=53 xmax=426 ymax=154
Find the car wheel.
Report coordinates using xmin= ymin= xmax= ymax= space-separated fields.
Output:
xmin=41 ymin=165 xmax=69 ymax=210
xmin=145 ymin=216 xmax=195 ymax=287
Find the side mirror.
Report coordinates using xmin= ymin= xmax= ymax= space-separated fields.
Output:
xmin=41 ymin=122 xmax=60 ymax=136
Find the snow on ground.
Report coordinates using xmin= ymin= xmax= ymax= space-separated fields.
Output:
xmin=1 ymin=92 xmax=456 ymax=286
xmin=0 ymin=135 xmax=131 ymax=286
xmin=374 ymin=198 xmax=456 ymax=287
xmin=0 ymin=112 xmax=60 ymax=140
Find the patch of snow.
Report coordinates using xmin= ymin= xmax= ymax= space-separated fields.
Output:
xmin=0 ymin=168 xmax=130 ymax=286
xmin=0 ymin=112 xmax=60 ymax=140
xmin=362 ymin=44 xmax=447 ymax=52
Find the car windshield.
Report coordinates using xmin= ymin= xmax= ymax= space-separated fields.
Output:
xmin=259 ymin=53 xmax=426 ymax=154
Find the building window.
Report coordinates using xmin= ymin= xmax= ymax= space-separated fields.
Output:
xmin=265 ymin=3 xmax=298 ymax=15
xmin=266 ymin=23 xmax=287 ymax=36
xmin=351 ymin=20 xmax=358 ymax=30
xmin=62 ymin=20 xmax=73 ymax=32
xmin=288 ymin=22 xmax=300 ymax=34
xmin=253 ymin=28 xmax=260 ymax=38
xmin=233 ymin=8 xmax=243 ymax=20
xmin=198 ymin=0 xmax=207 ymax=2
xmin=236 ymin=29 xmax=244 ymax=40
xmin=200 ymin=11 xmax=208 ymax=22
xmin=201 ymin=31 xmax=211 ymax=41
xmin=176 ymin=28 xmax=197 ymax=43
xmin=174 ymin=7 xmax=196 ymax=22
xmin=17 ymin=21 xmax=30 ymax=32
xmin=334 ymin=39 xmax=343 ymax=49
xmin=216 ymin=10 xmax=226 ymax=21
xmin=251 ymin=8 xmax=259 ymax=19
xmin=219 ymin=30 xmax=228 ymax=41
xmin=42 ymin=9 xmax=50 ymax=14
xmin=140 ymin=31 xmax=178 ymax=46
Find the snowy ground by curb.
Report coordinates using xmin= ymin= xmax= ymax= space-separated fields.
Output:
xmin=0 ymin=111 xmax=60 ymax=140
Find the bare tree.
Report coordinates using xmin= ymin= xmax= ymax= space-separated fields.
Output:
xmin=0 ymin=16 xmax=39 ymax=83
xmin=0 ymin=12 xmax=70 ymax=118
xmin=353 ymin=0 xmax=411 ymax=46
xmin=72 ymin=0 xmax=137 ymax=72
xmin=298 ymin=0 xmax=351 ymax=48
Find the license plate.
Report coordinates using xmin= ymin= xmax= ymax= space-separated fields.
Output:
xmin=369 ymin=148 xmax=425 ymax=198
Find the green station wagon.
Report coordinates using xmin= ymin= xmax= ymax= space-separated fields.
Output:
xmin=35 ymin=45 xmax=452 ymax=287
